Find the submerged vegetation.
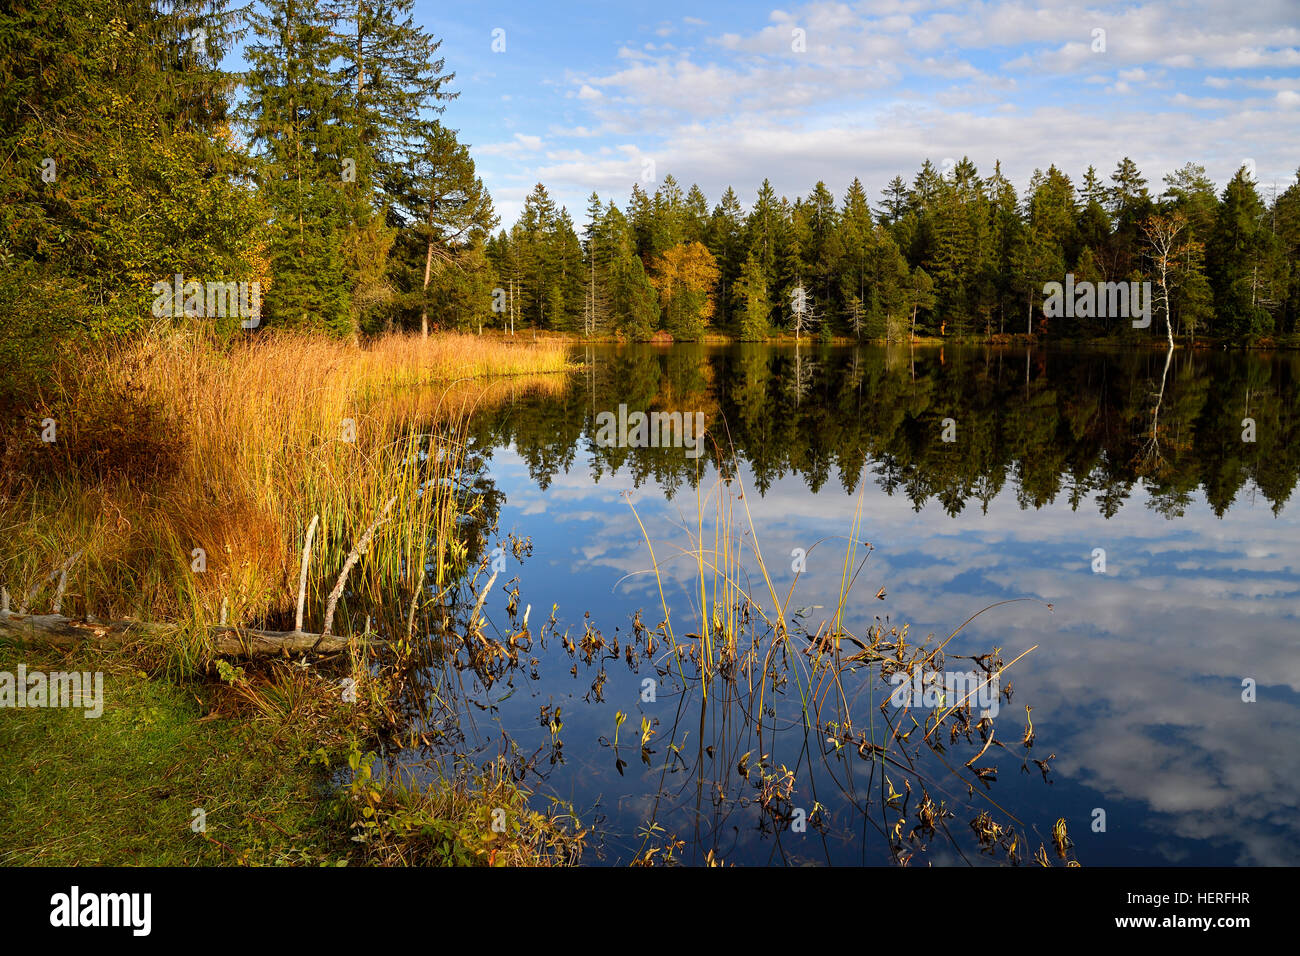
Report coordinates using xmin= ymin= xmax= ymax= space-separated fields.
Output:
xmin=619 ymin=459 xmax=1069 ymax=865
xmin=10 ymin=333 xmax=1266 ymax=866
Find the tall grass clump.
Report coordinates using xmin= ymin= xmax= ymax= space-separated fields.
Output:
xmin=622 ymin=435 xmax=1062 ymax=866
xmin=0 ymin=329 xmax=573 ymax=665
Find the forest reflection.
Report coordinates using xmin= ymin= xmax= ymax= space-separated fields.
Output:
xmin=468 ymin=343 xmax=1300 ymax=519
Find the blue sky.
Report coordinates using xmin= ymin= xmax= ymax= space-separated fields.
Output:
xmin=247 ymin=1 xmax=1300 ymax=226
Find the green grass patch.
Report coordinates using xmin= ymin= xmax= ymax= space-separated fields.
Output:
xmin=0 ymin=641 xmax=346 ymax=866
xmin=0 ymin=639 xmax=588 ymax=866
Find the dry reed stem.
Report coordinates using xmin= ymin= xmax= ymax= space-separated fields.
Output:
xmin=323 ymin=496 xmax=398 ymax=637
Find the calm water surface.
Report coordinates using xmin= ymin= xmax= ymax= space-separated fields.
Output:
xmin=402 ymin=343 xmax=1300 ymax=866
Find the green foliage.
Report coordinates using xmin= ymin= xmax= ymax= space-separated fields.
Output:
xmin=736 ymin=252 xmax=772 ymax=341
xmin=0 ymin=0 xmax=263 ymax=393
xmin=481 ymin=157 xmax=1292 ymax=347
xmin=338 ymin=740 xmax=585 ymax=866
xmin=1209 ymin=167 xmax=1274 ymax=341
xmin=611 ymin=246 xmax=660 ymax=341
xmin=1 ymin=0 xmax=1296 ymax=402
xmin=387 ymin=122 xmax=497 ymax=333
xmin=241 ymin=0 xmax=358 ymax=334
xmin=422 ymin=239 xmax=497 ymax=332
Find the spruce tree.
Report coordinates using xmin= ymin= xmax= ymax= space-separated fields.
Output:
xmin=705 ymin=187 xmax=746 ymax=327
xmin=580 ymin=192 xmax=612 ymax=336
xmin=389 ymin=121 xmax=496 ymax=334
xmin=610 ymin=236 xmax=659 ymax=340
xmin=323 ymin=0 xmax=456 ymax=206
xmin=242 ymin=0 xmax=356 ymax=334
xmin=1209 ymin=167 xmax=1273 ymax=339
xmin=1 ymin=0 xmax=260 ymax=373
xmin=735 ymin=252 xmax=771 ymax=341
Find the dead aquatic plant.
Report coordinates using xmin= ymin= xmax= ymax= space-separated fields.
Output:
xmin=354 ymin=419 xmax=1073 ymax=867
xmin=606 ymin=435 xmax=1071 ymax=866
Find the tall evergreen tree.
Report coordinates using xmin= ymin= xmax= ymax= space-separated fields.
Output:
xmin=0 ymin=0 xmax=263 ymax=400
xmin=1209 ymin=167 xmax=1273 ymax=339
xmin=1108 ymin=156 xmax=1153 ymax=278
xmin=705 ymin=186 xmax=746 ymax=328
xmin=323 ymin=0 xmax=456 ymax=206
xmin=683 ymin=183 xmax=709 ymax=246
xmin=609 ymin=222 xmax=659 ymax=340
xmin=580 ymin=191 xmax=612 ymax=336
xmin=735 ymin=252 xmax=771 ymax=341
xmin=242 ymin=0 xmax=356 ymax=334
xmin=838 ymin=178 xmax=875 ymax=336
xmin=389 ymin=121 xmax=496 ymax=335
xmin=1272 ymin=169 xmax=1300 ymax=337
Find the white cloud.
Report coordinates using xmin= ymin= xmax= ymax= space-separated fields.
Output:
xmin=473 ymin=1 xmax=1300 ymax=227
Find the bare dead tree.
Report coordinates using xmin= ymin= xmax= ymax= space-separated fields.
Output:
xmin=1142 ymin=212 xmax=1188 ymax=349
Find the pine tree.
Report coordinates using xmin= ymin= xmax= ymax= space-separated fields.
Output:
xmin=0 ymin=0 xmax=263 ymax=402
xmin=610 ymin=233 xmax=659 ymax=340
xmin=871 ymin=230 xmax=911 ymax=342
xmin=838 ymin=178 xmax=874 ymax=336
xmin=1209 ymin=167 xmax=1273 ymax=339
xmin=879 ymin=176 xmax=908 ymax=226
xmin=424 ymin=234 xmax=494 ymax=331
xmin=242 ymin=0 xmax=356 ymax=334
xmin=927 ymin=158 xmax=985 ymax=334
xmin=683 ymin=184 xmax=710 ymax=246
xmin=984 ymin=162 xmax=1024 ymax=335
xmin=649 ymin=175 xmax=686 ymax=260
xmin=735 ymin=252 xmax=771 ymax=341
xmin=323 ymin=0 xmax=456 ymax=206
xmin=803 ymin=181 xmax=843 ymax=328
xmin=553 ymin=208 xmax=585 ymax=330
xmin=1161 ymin=163 xmax=1218 ymax=245
xmin=903 ymin=161 xmax=943 ymax=268
xmin=705 ymin=186 xmax=745 ymax=328
xmin=517 ymin=183 xmax=561 ymax=327
xmin=745 ymin=179 xmax=782 ymax=293
xmin=628 ymin=183 xmax=655 ymax=261
xmin=389 ymin=121 xmax=496 ymax=335
xmin=906 ymin=267 xmax=936 ymax=340
xmin=1080 ymin=166 xmax=1107 ymax=206
xmin=580 ymin=192 xmax=612 ymax=336
xmin=1108 ymin=156 xmax=1153 ymax=278
xmin=777 ymin=196 xmax=809 ymax=336
xmin=2 ymin=1 xmax=260 ymax=334
xmin=1023 ymin=166 xmax=1077 ymax=335
xmin=1272 ymin=169 xmax=1300 ymax=337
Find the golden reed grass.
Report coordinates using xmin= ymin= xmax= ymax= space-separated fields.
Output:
xmin=0 ymin=330 xmax=572 ymax=658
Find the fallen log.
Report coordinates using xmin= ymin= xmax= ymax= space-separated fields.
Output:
xmin=0 ymin=610 xmax=352 ymax=657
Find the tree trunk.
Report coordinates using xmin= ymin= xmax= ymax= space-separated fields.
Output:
xmin=421 ymin=234 xmax=434 ymax=337
xmin=0 ymin=610 xmax=354 ymax=658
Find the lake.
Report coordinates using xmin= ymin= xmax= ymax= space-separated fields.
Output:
xmin=397 ymin=342 xmax=1300 ymax=866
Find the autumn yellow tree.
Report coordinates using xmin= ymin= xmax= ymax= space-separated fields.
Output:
xmin=649 ymin=241 xmax=720 ymax=340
